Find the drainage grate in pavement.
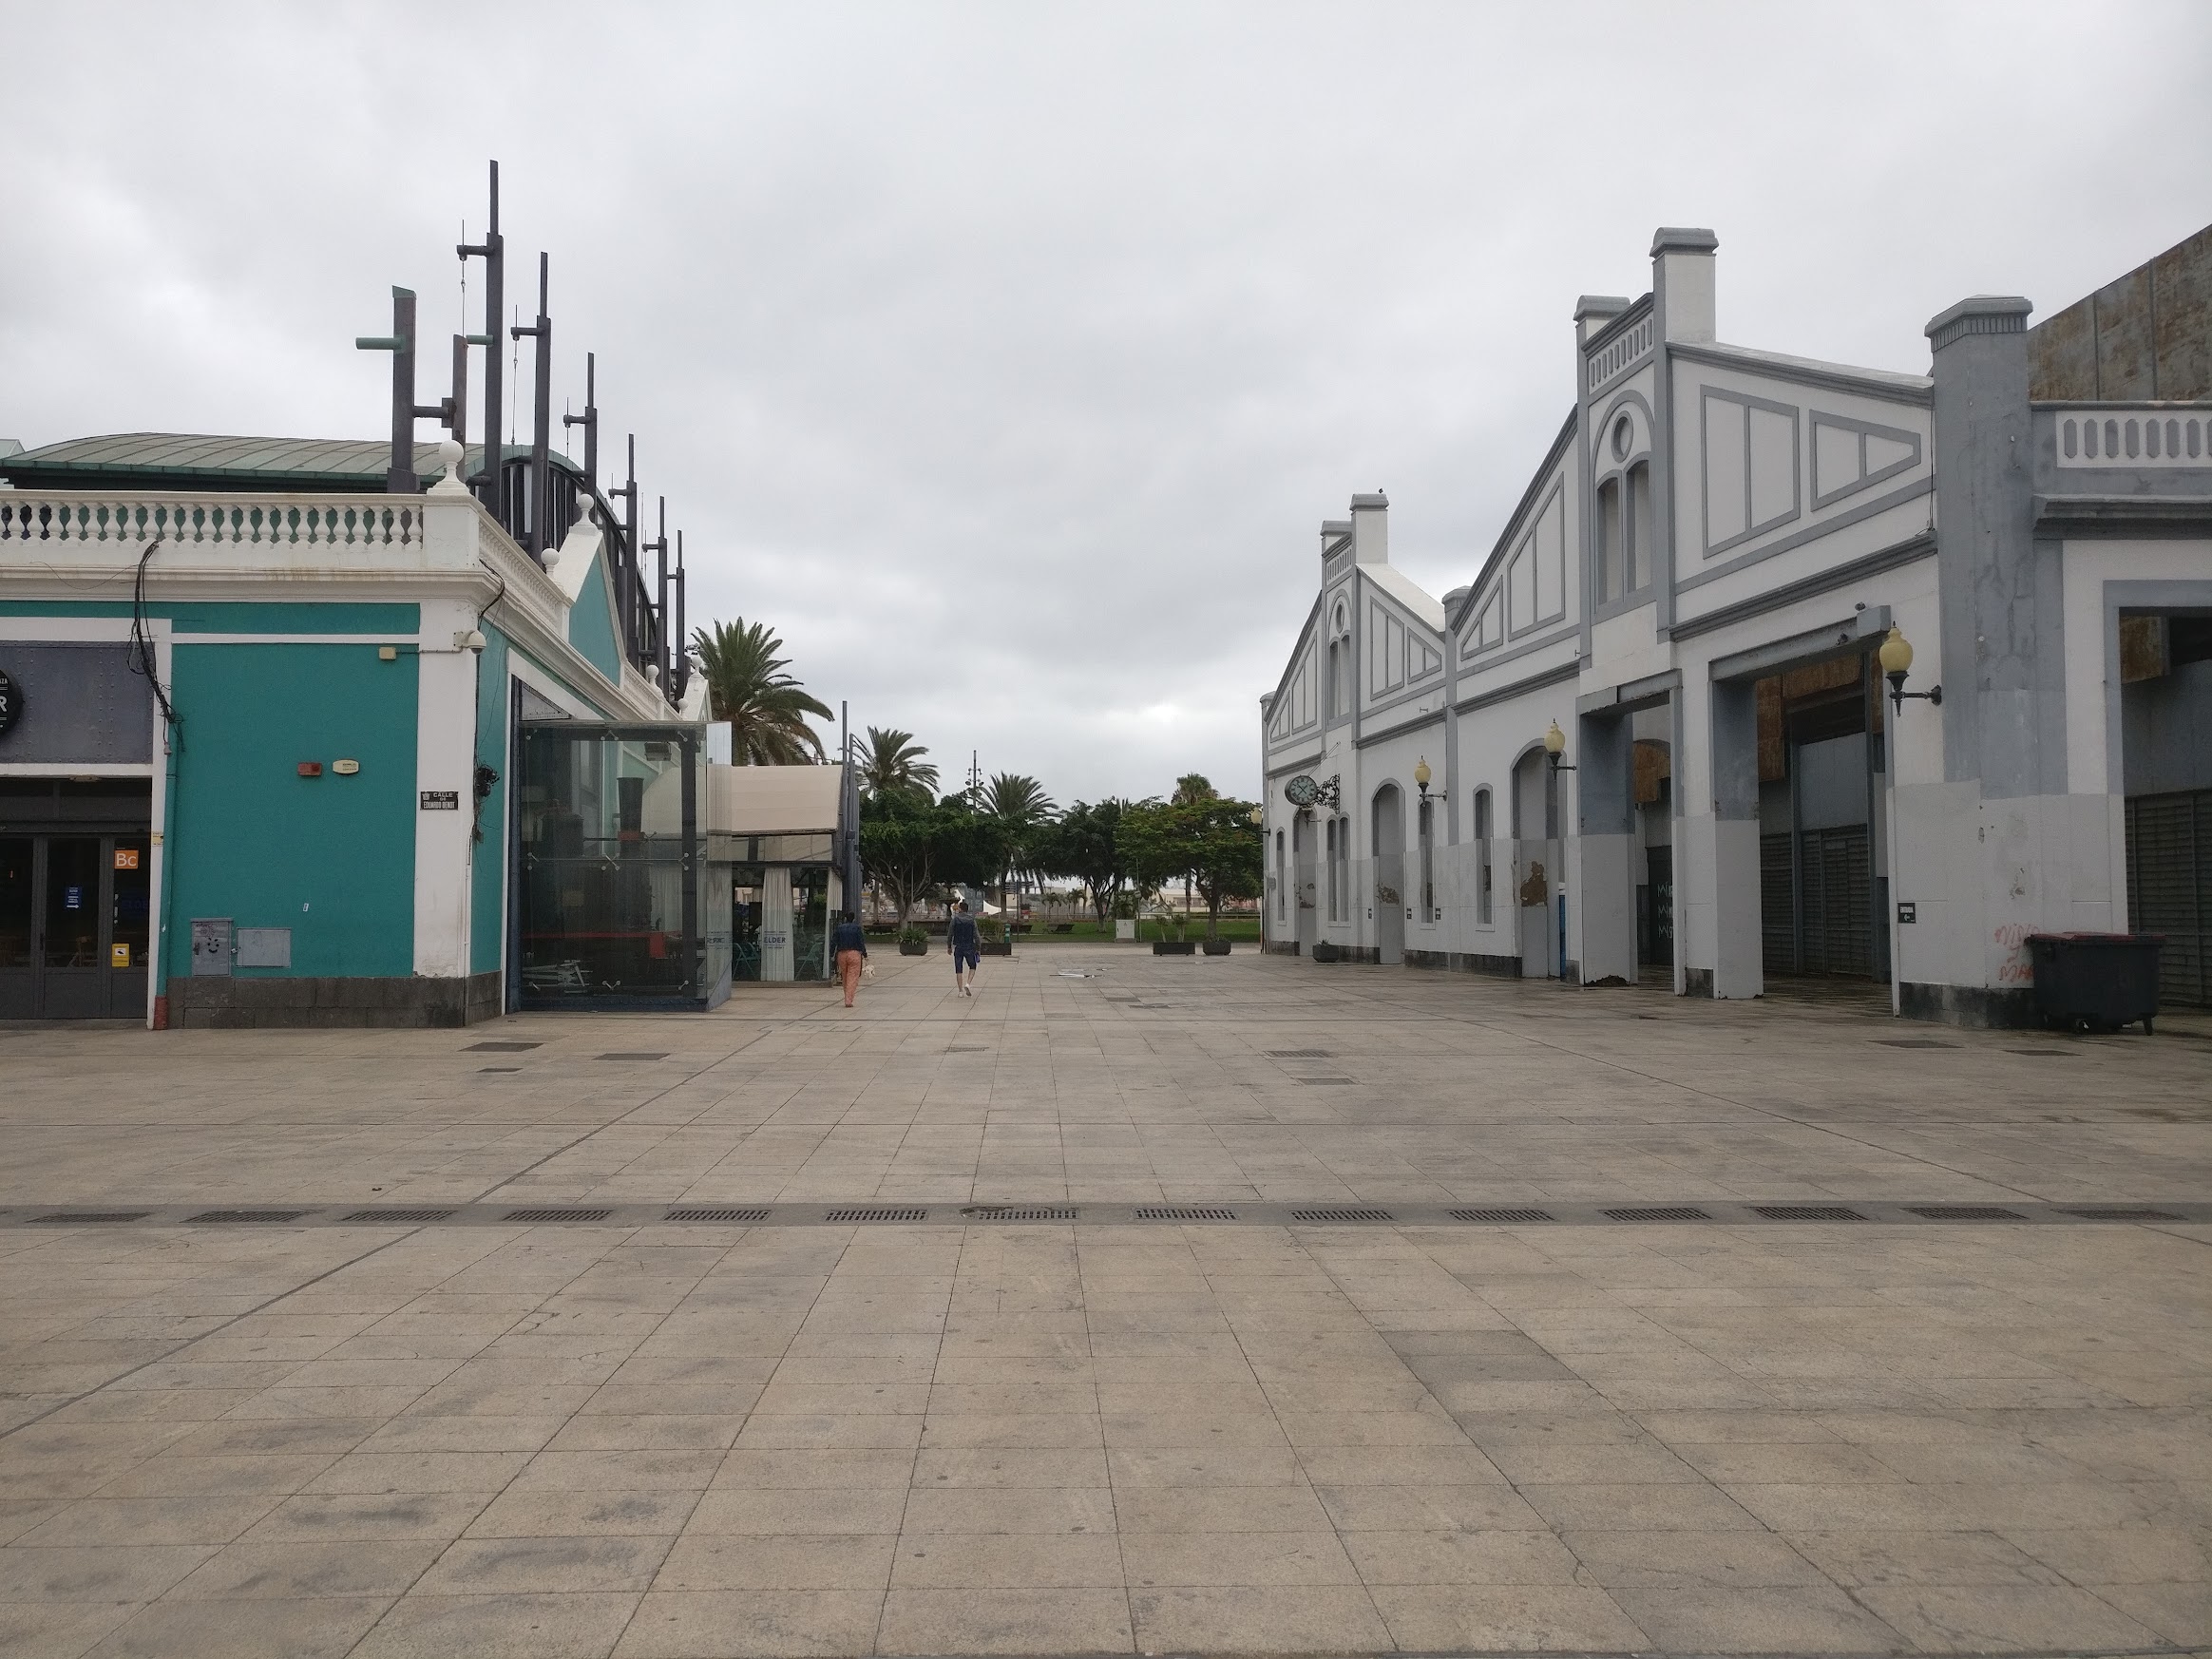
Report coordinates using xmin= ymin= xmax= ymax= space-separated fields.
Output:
xmin=2061 ymin=1207 xmax=2183 ymax=1221
xmin=479 ymin=1067 xmax=522 ymax=1074
xmin=1878 ymin=1039 xmax=1962 ymax=1049
xmin=1751 ymin=1205 xmax=1868 ymax=1221
xmin=1297 ymin=1077 xmax=1356 ymax=1085
xmin=1290 ymin=1208 xmax=1394 ymax=1223
xmin=1449 ymin=1208 xmax=1554 ymax=1223
xmin=598 ymin=1052 xmax=667 ymax=1060
xmin=1268 ymin=1048 xmax=1333 ymax=1058
xmin=664 ymin=1208 xmax=771 ymax=1223
xmin=502 ymin=1208 xmax=614 ymax=1223
xmin=1135 ymin=1206 xmax=1237 ymax=1221
xmin=963 ymin=1206 xmax=1077 ymax=1221
xmin=945 ymin=1046 xmax=988 ymax=1053
xmin=467 ymin=1041 xmax=539 ymax=1052
xmin=29 ymin=1211 xmax=150 ymax=1224
xmin=824 ymin=1208 xmax=929 ymax=1223
xmin=339 ymin=1209 xmax=456 ymax=1223
xmin=185 ymin=1210 xmax=311 ymax=1224
xmin=2007 ymin=1048 xmax=2081 ymax=1058
xmin=1604 ymin=1206 xmax=1711 ymax=1222
xmin=1906 ymin=1205 xmax=2026 ymax=1221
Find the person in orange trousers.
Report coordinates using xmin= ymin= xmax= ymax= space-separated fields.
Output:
xmin=830 ymin=910 xmax=869 ymax=1007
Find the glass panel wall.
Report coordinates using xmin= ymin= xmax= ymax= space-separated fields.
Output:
xmin=516 ymin=723 xmax=718 ymax=1007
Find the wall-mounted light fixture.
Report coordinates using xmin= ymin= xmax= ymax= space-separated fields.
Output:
xmin=1878 ymin=626 xmax=1941 ymax=716
xmin=1414 ymin=757 xmax=1432 ymax=800
xmin=1543 ymin=719 xmax=1575 ymax=774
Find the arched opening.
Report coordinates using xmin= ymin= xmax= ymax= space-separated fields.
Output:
xmin=1371 ymin=783 xmax=1405 ymax=966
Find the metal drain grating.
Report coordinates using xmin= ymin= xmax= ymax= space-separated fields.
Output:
xmin=1604 ymin=1206 xmax=1711 ymax=1222
xmin=1290 ymin=1208 xmax=1395 ymax=1223
xmin=186 ymin=1210 xmax=313 ymax=1224
xmin=962 ymin=1207 xmax=1077 ymax=1221
xmin=824 ymin=1208 xmax=929 ymax=1223
xmin=1878 ymin=1039 xmax=1962 ymax=1050
xmin=2007 ymin=1048 xmax=2080 ymax=1058
xmin=1905 ymin=1205 xmax=2026 ymax=1221
xmin=597 ymin=1052 xmax=667 ymax=1060
xmin=1268 ymin=1048 xmax=1333 ymax=1058
xmin=664 ymin=1207 xmax=771 ymax=1223
xmin=29 ymin=1211 xmax=150 ymax=1224
xmin=1135 ymin=1206 xmax=1237 ymax=1221
xmin=479 ymin=1067 xmax=522 ymax=1074
xmin=339 ymin=1209 xmax=456 ymax=1223
xmin=1449 ymin=1208 xmax=1554 ymax=1223
xmin=467 ymin=1041 xmax=539 ymax=1052
xmin=1297 ymin=1077 xmax=1356 ymax=1086
xmin=501 ymin=1208 xmax=614 ymax=1223
xmin=2061 ymin=1207 xmax=2182 ymax=1221
xmin=1751 ymin=1205 xmax=1867 ymax=1221
xmin=946 ymin=1046 xmax=988 ymax=1054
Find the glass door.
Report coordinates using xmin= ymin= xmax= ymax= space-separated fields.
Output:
xmin=0 ymin=837 xmax=31 ymax=1019
xmin=41 ymin=835 xmax=105 ymax=1018
xmin=108 ymin=836 xmax=150 ymax=1017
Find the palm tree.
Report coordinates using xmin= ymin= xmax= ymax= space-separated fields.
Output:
xmin=1172 ymin=772 xmax=1217 ymax=806
xmin=982 ymin=772 xmax=1056 ymax=909
xmin=859 ymin=726 xmax=939 ymax=801
xmin=690 ymin=619 xmax=832 ymax=765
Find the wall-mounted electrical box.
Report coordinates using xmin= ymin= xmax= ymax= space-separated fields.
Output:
xmin=237 ymin=927 xmax=292 ymax=969
xmin=189 ymin=918 xmax=234 ymax=977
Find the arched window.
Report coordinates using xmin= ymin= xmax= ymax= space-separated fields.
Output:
xmin=1474 ymin=787 xmax=1494 ymax=924
xmin=1325 ymin=816 xmax=1339 ymax=920
xmin=1273 ymin=830 xmax=1286 ymax=921
xmin=1596 ymin=478 xmax=1623 ymax=601
xmin=1627 ymin=460 xmax=1651 ymax=594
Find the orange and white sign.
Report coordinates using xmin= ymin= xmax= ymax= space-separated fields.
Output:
xmin=114 ymin=848 xmax=140 ymax=870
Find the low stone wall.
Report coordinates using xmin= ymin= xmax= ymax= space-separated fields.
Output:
xmin=166 ymin=971 xmax=500 ymax=1029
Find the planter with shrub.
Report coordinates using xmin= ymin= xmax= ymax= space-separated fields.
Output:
xmin=897 ymin=926 xmax=929 ymax=957
xmin=1153 ymin=939 xmax=1197 ymax=955
xmin=1311 ymin=941 xmax=1343 ymax=963
xmin=978 ymin=917 xmax=1013 ymax=957
xmin=1201 ymin=938 xmax=1231 ymax=956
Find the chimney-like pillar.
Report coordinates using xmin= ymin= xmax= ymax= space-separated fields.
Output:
xmin=1651 ymin=228 xmax=1718 ymax=344
xmin=1574 ymin=295 xmax=1630 ymax=346
xmin=1350 ymin=492 xmax=1389 ymax=564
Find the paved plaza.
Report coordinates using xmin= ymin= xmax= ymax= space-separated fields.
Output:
xmin=0 ymin=946 xmax=2208 ymax=1658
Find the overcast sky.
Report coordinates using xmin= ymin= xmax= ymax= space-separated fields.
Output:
xmin=4 ymin=2 xmax=2208 ymax=802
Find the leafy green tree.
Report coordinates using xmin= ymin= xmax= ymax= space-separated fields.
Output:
xmin=1171 ymin=773 xmax=1216 ymax=806
xmin=691 ymin=619 xmax=832 ymax=764
xmin=858 ymin=727 xmax=939 ymax=801
xmin=1117 ymin=797 xmax=1263 ymax=939
xmin=858 ymin=791 xmax=1010 ymax=924
xmin=1039 ymin=798 xmax=1130 ymax=925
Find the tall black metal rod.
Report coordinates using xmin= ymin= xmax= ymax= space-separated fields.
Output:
xmin=354 ymin=286 xmax=420 ymax=493
xmin=617 ymin=435 xmax=639 ymax=659
xmin=457 ymin=160 xmax=505 ymax=525
xmin=509 ymin=254 xmax=552 ymax=561
xmin=651 ymin=496 xmax=670 ymax=686
xmin=672 ymin=530 xmax=689 ymax=704
xmin=562 ymin=352 xmax=599 ymax=486
xmin=447 ymin=334 xmax=468 ymax=447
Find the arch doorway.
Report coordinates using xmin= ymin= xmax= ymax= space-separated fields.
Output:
xmin=1372 ymin=784 xmax=1405 ymax=966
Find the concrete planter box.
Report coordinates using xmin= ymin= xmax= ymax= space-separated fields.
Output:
xmin=1201 ymin=939 xmax=1231 ymax=956
xmin=1311 ymin=941 xmax=1344 ymax=963
xmin=1153 ymin=941 xmax=1197 ymax=956
xmin=898 ymin=941 xmax=928 ymax=957
xmin=980 ymin=941 xmax=1013 ymax=957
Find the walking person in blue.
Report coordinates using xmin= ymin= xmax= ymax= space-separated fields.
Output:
xmin=947 ymin=900 xmax=982 ymax=997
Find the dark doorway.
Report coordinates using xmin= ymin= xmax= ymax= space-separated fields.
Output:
xmin=1639 ymin=846 xmax=1674 ymax=967
xmin=0 ymin=829 xmax=151 ymax=1020
xmin=2126 ymin=789 xmax=2210 ymax=1007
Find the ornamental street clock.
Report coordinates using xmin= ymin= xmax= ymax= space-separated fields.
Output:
xmin=1284 ymin=773 xmax=1319 ymax=808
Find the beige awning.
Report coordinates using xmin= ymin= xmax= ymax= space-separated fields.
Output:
xmin=707 ymin=763 xmax=845 ymax=835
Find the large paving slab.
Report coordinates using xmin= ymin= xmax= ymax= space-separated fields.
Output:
xmin=0 ymin=945 xmax=2206 ymax=1657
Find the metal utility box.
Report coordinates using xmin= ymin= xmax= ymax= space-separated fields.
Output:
xmin=189 ymin=918 xmax=235 ymax=976
xmin=236 ymin=927 xmax=293 ymax=969
xmin=2026 ymin=932 xmax=2164 ymax=1034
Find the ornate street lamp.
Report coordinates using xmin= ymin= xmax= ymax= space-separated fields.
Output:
xmin=1878 ymin=626 xmax=1942 ymax=716
xmin=1413 ymin=757 xmax=1432 ymax=800
xmin=1543 ymin=719 xmax=1575 ymax=774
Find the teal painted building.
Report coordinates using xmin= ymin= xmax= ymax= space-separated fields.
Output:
xmin=0 ymin=434 xmax=708 ymax=1025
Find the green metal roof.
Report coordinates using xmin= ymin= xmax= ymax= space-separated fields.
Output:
xmin=0 ymin=433 xmax=580 ymax=493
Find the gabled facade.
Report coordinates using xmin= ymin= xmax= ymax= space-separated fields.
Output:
xmin=1258 ymin=224 xmax=2212 ymax=1025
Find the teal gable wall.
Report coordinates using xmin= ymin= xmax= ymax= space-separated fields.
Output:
xmin=567 ymin=552 xmax=623 ymax=683
xmin=164 ymin=644 xmax=418 ymax=981
xmin=470 ymin=626 xmax=511 ymax=976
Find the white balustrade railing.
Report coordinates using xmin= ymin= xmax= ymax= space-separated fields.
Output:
xmin=2053 ymin=408 xmax=2211 ymax=468
xmin=0 ymin=492 xmax=421 ymax=551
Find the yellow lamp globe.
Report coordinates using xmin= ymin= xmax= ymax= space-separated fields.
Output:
xmin=1543 ymin=719 xmax=1567 ymax=756
xmin=1878 ymin=626 xmax=1915 ymax=679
